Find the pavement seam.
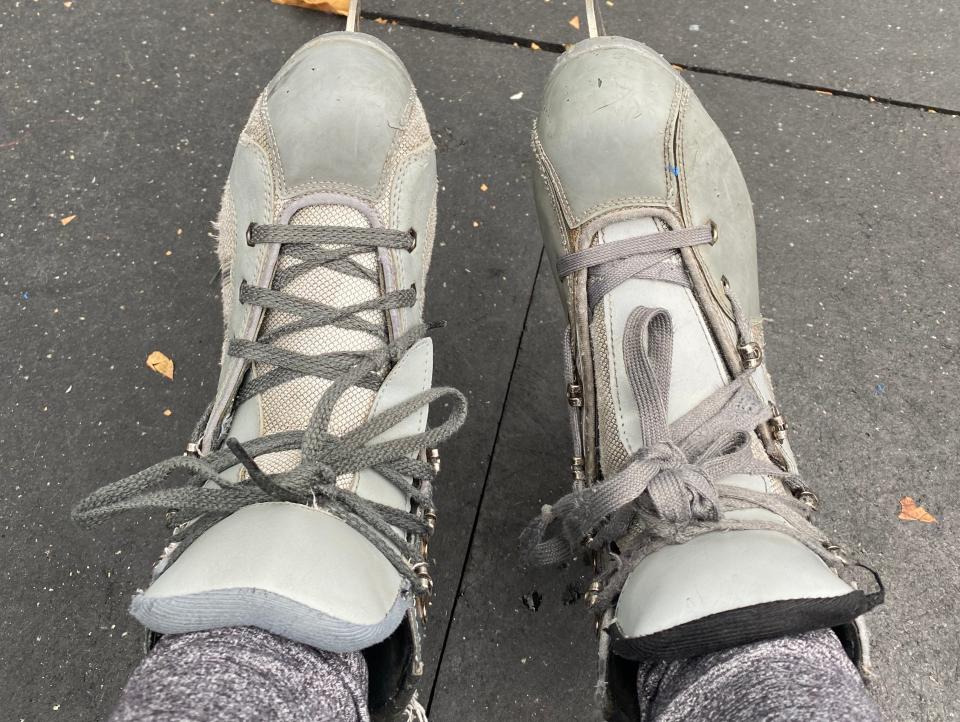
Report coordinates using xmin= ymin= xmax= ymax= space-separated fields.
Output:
xmin=425 ymin=248 xmax=546 ymax=715
xmin=365 ymin=10 xmax=960 ymax=118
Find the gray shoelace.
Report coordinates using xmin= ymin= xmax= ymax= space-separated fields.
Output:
xmin=521 ymin=224 xmax=869 ymax=611
xmin=73 ymin=225 xmax=468 ymax=595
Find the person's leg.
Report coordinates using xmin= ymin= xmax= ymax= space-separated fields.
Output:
xmin=636 ymin=630 xmax=881 ymax=722
xmin=110 ymin=626 xmax=369 ymax=722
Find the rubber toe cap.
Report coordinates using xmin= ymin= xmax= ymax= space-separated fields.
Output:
xmin=265 ymin=32 xmax=414 ymax=193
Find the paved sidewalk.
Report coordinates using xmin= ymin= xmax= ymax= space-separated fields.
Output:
xmin=1 ymin=2 xmax=957 ymax=720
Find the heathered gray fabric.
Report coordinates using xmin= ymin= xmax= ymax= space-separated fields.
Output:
xmin=110 ymin=626 xmax=369 ymax=722
xmin=636 ymin=630 xmax=882 ymax=722
xmin=110 ymin=626 xmax=879 ymax=722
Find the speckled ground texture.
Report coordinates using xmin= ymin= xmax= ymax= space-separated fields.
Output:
xmin=1 ymin=2 xmax=957 ymax=721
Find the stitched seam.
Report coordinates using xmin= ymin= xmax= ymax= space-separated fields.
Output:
xmin=663 ymin=79 xmax=684 ymax=207
xmin=577 ymin=196 xmax=676 ymax=224
xmin=283 ymin=179 xmax=375 ymax=202
xmin=389 ymin=142 xmax=432 ymax=335
xmin=685 ymin=287 xmax=728 ymax=383
xmin=378 ymin=91 xmax=420 ymax=209
xmin=676 ymin=87 xmax=693 ymax=225
xmin=264 ymin=98 xmax=287 ymax=195
xmin=532 ymin=128 xmax=577 ymax=226
xmin=532 ymin=137 xmax=572 ymax=252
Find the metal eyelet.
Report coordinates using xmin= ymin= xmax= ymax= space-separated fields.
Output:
xmin=427 ymin=448 xmax=440 ymax=473
xmin=411 ymin=561 xmax=433 ymax=595
xmin=423 ymin=507 xmax=438 ymax=533
xmin=566 ymin=382 xmax=584 ymax=407
xmin=584 ymin=579 xmax=602 ymax=608
xmin=571 ymin=456 xmax=586 ymax=483
xmin=822 ymin=541 xmax=849 ymax=564
xmin=407 ymin=228 xmax=418 ymax=253
xmin=709 ymin=219 xmax=719 ymax=246
xmin=798 ymin=490 xmax=820 ymax=511
xmin=245 ymin=222 xmax=257 ymax=247
xmin=768 ymin=404 xmax=788 ymax=442
xmin=738 ymin=341 xmax=764 ymax=369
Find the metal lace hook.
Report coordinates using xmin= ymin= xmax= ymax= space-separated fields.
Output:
xmin=585 ymin=0 xmax=606 ymax=38
xmin=346 ymin=0 xmax=361 ymax=32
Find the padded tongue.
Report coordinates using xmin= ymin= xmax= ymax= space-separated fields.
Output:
xmin=591 ymin=218 xmax=876 ymax=659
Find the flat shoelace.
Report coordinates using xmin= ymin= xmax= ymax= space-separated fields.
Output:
xmin=521 ymin=224 xmax=871 ymax=610
xmin=73 ymin=225 xmax=468 ymax=594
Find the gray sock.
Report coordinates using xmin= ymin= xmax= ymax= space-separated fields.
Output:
xmin=110 ymin=626 xmax=370 ymax=722
xmin=636 ymin=629 xmax=882 ymax=722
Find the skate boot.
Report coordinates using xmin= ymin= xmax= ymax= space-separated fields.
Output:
xmin=74 ymin=17 xmax=466 ymax=721
xmin=521 ymin=32 xmax=883 ymax=721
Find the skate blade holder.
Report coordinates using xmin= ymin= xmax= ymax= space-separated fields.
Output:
xmin=585 ymin=0 xmax=607 ymax=37
xmin=346 ymin=0 xmax=361 ymax=32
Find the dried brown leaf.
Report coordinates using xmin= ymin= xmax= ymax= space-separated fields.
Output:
xmin=898 ymin=496 xmax=936 ymax=524
xmin=270 ymin=0 xmax=349 ymax=14
xmin=146 ymin=351 xmax=175 ymax=381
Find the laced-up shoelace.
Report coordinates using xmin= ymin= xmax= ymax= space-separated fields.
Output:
xmin=73 ymin=225 xmax=468 ymax=596
xmin=520 ymin=224 xmax=881 ymax=612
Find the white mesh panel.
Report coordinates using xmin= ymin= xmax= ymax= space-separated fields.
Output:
xmin=256 ymin=204 xmax=382 ymax=476
xmin=592 ymin=304 xmax=630 ymax=475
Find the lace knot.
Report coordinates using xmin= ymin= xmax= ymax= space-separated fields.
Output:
xmin=635 ymin=441 xmax=720 ymax=525
xmin=642 ymin=440 xmax=687 ymax=469
xmin=305 ymin=460 xmax=339 ymax=488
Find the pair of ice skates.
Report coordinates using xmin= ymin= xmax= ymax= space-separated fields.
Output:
xmin=75 ymin=4 xmax=882 ymax=719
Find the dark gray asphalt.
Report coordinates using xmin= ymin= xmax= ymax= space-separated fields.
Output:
xmin=1 ymin=2 xmax=957 ymax=721
xmin=367 ymin=0 xmax=960 ymax=111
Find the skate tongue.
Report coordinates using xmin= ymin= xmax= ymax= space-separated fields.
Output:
xmin=254 ymin=203 xmax=386 ymax=476
xmin=594 ymin=216 xmax=777 ymax=493
xmin=594 ymin=215 xmax=725 ymax=426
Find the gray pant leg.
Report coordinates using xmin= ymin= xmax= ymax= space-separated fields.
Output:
xmin=110 ymin=626 xmax=370 ymax=722
xmin=637 ymin=630 xmax=882 ymax=722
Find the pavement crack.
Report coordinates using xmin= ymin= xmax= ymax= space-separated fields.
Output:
xmin=364 ymin=10 xmax=960 ymax=117
xmin=675 ymin=63 xmax=960 ymax=116
xmin=425 ymin=248 xmax=546 ymax=715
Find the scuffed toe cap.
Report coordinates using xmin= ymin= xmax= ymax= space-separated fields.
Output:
xmin=536 ymin=36 xmax=681 ymax=222
xmin=132 ymin=502 xmax=409 ymax=653
xmin=265 ymin=32 xmax=415 ymax=193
